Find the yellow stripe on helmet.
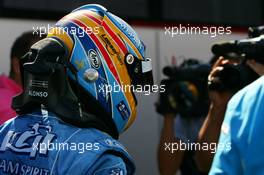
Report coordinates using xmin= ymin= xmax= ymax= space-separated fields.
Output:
xmin=47 ymin=27 xmax=74 ymax=55
xmin=104 ymin=16 xmax=144 ymax=60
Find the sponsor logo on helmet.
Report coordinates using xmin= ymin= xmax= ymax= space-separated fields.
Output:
xmin=88 ymin=49 xmax=101 ymax=69
xmin=29 ymin=90 xmax=48 ymax=98
xmin=101 ymin=34 xmax=118 ymax=55
xmin=74 ymin=60 xmax=85 ymax=70
xmin=100 ymin=34 xmax=123 ymax=65
xmin=116 ymin=101 xmax=130 ymax=120
xmin=120 ymin=22 xmax=142 ymax=50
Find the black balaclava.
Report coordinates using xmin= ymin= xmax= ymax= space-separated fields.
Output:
xmin=12 ymin=38 xmax=119 ymax=139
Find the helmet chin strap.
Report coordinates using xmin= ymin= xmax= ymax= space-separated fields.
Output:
xmin=12 ymin=37 xmax=119 ymax=139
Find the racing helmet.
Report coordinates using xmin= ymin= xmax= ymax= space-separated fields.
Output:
xmin=46 ymin=4 xmax=153 ymax=134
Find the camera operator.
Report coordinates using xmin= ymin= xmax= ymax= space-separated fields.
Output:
xmin=209 ymin=44 xmax=264 ymax=174
xmin=208 ymin=61 xmax=264 ymax=174
xmin=156 ymin=59 xmax=209 ymax=175
xmin=195 ymin=57 xmax=235 ymax=173
xmin=196 ymin=30 xmax=264 ymax=174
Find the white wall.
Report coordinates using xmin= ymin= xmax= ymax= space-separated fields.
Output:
xmin=0 ymin=18 xmax=247 ymax=175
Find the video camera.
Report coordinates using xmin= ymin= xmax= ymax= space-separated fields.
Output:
xmin=156 ymin=59 xmax=210 ymax=118
xmin=208 ymin=26 xmax=263 ymax=92
xmin=212 ymin=25 xmax=264 ymax=64
xmin=211 ymin=35 xmax=264 ymax=64
xmin=248 ymin=25 xmax=264 ymax=38
xmin=207 ymin=55 xmax=259 ymax=93
xmin=156 ymin=26 xmax=262 ymax=117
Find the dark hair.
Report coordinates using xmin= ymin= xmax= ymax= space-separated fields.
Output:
xmin=10 ymin=31 xmax=46 ymax=77
xmin=11 ymin=31 xmax=46 ymax=59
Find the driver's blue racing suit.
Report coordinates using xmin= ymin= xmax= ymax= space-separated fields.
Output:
xmin=0 ymin=111 xmax=135 ymax=175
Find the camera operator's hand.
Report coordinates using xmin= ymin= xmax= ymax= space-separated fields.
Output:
xmin=246 ymin=59 xmax=264 ymax=76
xmin=155 ymin=79 xmax=178 ymax=116
xmin=208 ymin=57 xmax=234 ymax=106
xmin=208 ymin=57 xmax=235 ymax=87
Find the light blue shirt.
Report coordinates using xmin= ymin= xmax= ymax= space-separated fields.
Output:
xmin=209 ymin=76 xmax=264 ymax=175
